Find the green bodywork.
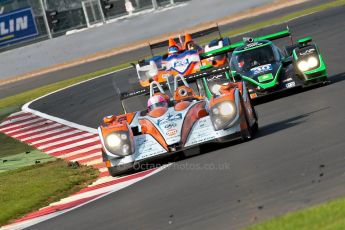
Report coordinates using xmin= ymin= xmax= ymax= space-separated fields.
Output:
xmin=198 ymin=30 xmax=328 ymax=99
xmin=292 ymin=41 xmax=328 ymax=80
xmin=238 ymin=65 xmax=283 ymax=90
xmin=200 ymin=29 xmax=291 ymax=59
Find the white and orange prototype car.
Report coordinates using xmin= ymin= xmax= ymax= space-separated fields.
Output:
xmin=98 ymin=68 xmax=258 ymax=176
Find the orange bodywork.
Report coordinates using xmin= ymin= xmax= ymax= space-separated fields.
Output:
xmin=209 ymin=88 xmax=236 ymax=108
xmin=148 ymin=107 xmax=168 ymax=118
xmin=201 ymin=55 xmax=228 ymax=67
xmin=181 ymin=102 xmax=207 ymax=145
xmin=101 ymin=122 xmax=129 ymax=137
xmin=173 ymin=86 xmax=203 ymax=102
xmin=139 ymin=119 xmax=169 ymax=151
xmin=174 ymin=101 xmax=191 ymax=111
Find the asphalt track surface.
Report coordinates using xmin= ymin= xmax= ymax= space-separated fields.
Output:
xmin=28 ymin=6 xmax=345 ymax=230
xmin=0 ymin=0 xmax=329 ymax=99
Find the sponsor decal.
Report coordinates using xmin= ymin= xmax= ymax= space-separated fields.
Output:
xmin=285 ymin=81 xmax=296 ymax=88
xmin=166 ymin=129 xmax=178 ymax=136
xmin=164 ymin=122 xmax=177 ymax=129
xmin=244 ymin=42 xmax=263 ymax=49
xmin=206 ymin=73 xmax=224 ymax=82
xmin=156 ymin=113 xmax=182 ymax=126
xmin=299 ymin=48 xmax=315 ymax=56
xmin=166 ymin=51 xmax=200 ymax=74
xmin=251 ymin=64 xmax=272 ymax=75
xmin=258 ymin=73 xmax=274 ymax=82
xmin=0 ymin=8 xmax=38 ymax=46
xmin=174 ymin=59 xmax=190 ymax=68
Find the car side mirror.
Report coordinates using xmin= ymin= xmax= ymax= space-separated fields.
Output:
xmin=282 ymin=57 xmax=293 ymax=66
xmin=233 ymin=74 xmax=242 ymax=82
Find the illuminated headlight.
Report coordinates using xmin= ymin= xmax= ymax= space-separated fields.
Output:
xmin=104 ymin=132 xmax=132 ymax=157
xmin=105 ymin=134 xmax=121 ymax=148
xmin=210 ymin=101 xmax=237 ymax=130
xmin=307 ymin=56 xmax=318 ymax=68
xmin=219 ymin=102 xmax=235 ymax=116
xmin=297 ymin=60 xmax=309 ymax=72
xmin=211 ymin=84 xmax=221 ymax=95
xmin=298 ymin=56 xmax=319 ymax=72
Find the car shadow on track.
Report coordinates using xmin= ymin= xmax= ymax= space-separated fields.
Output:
xmin=256 ymin=107 xmax=329 ymax=139
xmin=329 ymin=72 xmax=345 ymax=84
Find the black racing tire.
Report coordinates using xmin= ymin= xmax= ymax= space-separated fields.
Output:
xmin=240 ymin=97 xmax=257 ymax=140
xmin=251 ymin=104 xmax=259 ymax=134
xmin=240 ymin=102 xmax=253 ymax=141
xmin=108 ymin=165 xmax=132 ymax=177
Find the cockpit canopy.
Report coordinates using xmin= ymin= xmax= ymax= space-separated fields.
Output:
xmin=230 ymin=41 xmax=284 ymax=74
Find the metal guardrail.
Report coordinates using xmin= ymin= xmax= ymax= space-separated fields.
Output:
xmin=0 ymin=0 xmax=189 ymax=52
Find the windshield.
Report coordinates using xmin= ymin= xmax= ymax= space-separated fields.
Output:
xmin=231 ymin=45 xmax=277 ymax=73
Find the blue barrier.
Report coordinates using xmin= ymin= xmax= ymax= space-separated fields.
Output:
xmin=0 ymin=7 xmax=38 ymax=46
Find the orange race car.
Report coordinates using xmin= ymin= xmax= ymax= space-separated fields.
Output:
xmin=98 ymin=65 xmax=258 ymax=176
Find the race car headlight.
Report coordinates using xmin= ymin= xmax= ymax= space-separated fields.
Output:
xmin=106 ymin=134 xmax=121 ymax=148
xmin=211 ymin=84 xmax=221 ymax=95
xmin=104 ymin=132 xmax=133 ymax=157
xmin=307 ymin=56 xmax=318 ymax=68
xmin=219 ymin=102 xmax=235 ymax=116
xmin=210 ymin=101 xmax=237 ymax=130
xmin=297 ymin=60 xmax=309 ymax=72
xmin=297 ymin=56 xmax=319 ymax=72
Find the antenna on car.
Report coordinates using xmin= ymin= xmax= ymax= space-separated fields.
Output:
xmin=243 ymin=37 xmax=254 ymax=44
xmin=286 ymin=24 xmax=294 ymax=45
xmin=148 ymin=42 xmax=154 ymax=57
xmin=216 ymin=23 xmax=222 ymax=39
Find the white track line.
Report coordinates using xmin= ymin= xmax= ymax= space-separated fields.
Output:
xmin=36 ymin=133 xmax=95 ymax=149
xmin=11 ymin=123 xmax=62 ymax=138
xmin=0 ymin=114 xmax=37 ymax=126
xmin=0 ymin=117 xmax=43 ymax=131
xmin=30 ymin=130 xmax=85 ymax=145
xmin=45 ymin=138 xmax=100 ymax=154
xmin=58 ymin=145 xmax=102 ymax=159
xmin=4 ymin=120 xmax=53 ymax=134
xmin=22 ymin=67 xmax=131 ymax=134
xmin=71 ymin=152 xmax=101 ymax=162
xmin=85 ymin=158 xmax=103 ymax=166
xmin=20 ymin=126 xmax=73 ymax=141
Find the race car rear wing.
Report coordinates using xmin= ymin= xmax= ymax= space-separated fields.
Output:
xmin=121 ymin=65 xmax=230 ymax=100
xmin=200 ymin=28 xmax=291 ymax=59
xmin=148 ymin=25 xmax=222 ymax=56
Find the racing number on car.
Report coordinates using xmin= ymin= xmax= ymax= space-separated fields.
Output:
xmin=251 ymin=64 xmax=272 ymax=75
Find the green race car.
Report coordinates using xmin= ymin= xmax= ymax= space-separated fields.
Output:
xmin=201 ymin=29 xmax=329 ymax=100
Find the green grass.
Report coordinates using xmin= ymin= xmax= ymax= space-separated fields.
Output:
xmin=0 ymin=130 xmax=35 ymax=159
xmin=222 ymin=0 xmax=345 ymax=39
xmin=246 ymin=197 xmax=345 ymax=230
xmin=0 ymin=159 xmax=99 ymax=226
xmin=0 ymin=0 xmax=344 ymax=113
xmin=0 ymin=150 xmax=56 ymax=173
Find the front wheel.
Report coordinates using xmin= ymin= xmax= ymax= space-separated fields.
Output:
xmin=108 ymin=165 xmax=132 ymax=177
xmin=241 ymin=113 xmax=253 ymax=141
